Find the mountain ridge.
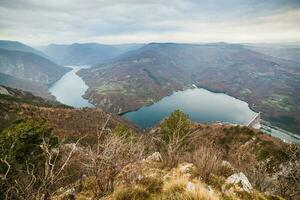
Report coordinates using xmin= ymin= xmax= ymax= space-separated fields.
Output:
xmin=42 ymin=42 xmax=144 ymax=65
xmin=0 ymin=40 xmax=50 ymax=59
xmin=78 ymin=42 xmax=300 ymax=134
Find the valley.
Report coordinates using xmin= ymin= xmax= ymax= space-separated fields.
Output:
xmin=1 ymin=2 xmax=300 ymax=199
xmin=49 ymin=66 xmax=94 ymax=108
xmin=77 ymin=43 xmax=300 ymax=135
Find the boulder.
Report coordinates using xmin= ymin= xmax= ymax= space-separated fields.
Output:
xmin=0 ymin=86 xmax=10 ymax=96
xmin=179 ymin=163 xmax=195 ymax=177
xmin=222 ymin=172 xmax=253 ymax=193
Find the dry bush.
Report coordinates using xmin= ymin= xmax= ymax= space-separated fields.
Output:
xmin=246 ymin=161 xmax=271 ymax=193
xmin=276 ymin=144 xmax=300 ymax=200
xmin=1 ymin=138 xmax=82 ymax=200
xmin=82 ymin=116 xmax=144 ymax=198
xmin=191 ymin=144 xmax=223 ymax=181
xmin=161 ymin=176 xmax=219 ymax=200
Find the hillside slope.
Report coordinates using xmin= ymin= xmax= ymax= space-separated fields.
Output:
xmin=0 ymin=48 xmax=70 ymax=85
xmin=0 ymin=85 xmax=137 ymax=139
xmin=78 ymin=43 xmax=300 ymax=134
xmin=0 ymin=73 xmax=55 ymax=100
xmin=0 ymin=40 xmax=49 ymax=59
xmin=0 ymin=87 xmax=298 ymax=200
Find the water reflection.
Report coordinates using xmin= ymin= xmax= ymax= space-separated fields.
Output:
xmin=122 ymin=88 xmax=257 ymax=128
xmin=49 ymin=66 xmax=94 ymax=108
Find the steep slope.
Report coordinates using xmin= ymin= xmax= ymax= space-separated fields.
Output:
xmin=0 ymin=73 xmax=55 ymax=100
xmin=78 ymin=43 xmax=300 ymax=134
xmin=0 ymin=48 xmax=70 ymax=85
xmin=0 ymin=85 xmax=138 ymax=139
xmin=0 ymin=87 xmax=298 ymax=200
xmin=43 ymin=43 xmax=144 ymax=65
xmin=0 ymin=40 xmax=49 ymax=59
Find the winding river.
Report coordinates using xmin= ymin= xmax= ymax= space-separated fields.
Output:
xmin=49 ymin=66 xmax=94 ymax=108
xmin=49 ymin=71 xmax=300 ymax=144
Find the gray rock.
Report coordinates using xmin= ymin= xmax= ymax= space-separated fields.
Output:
xmin=179 ymin=163 xmax=195 ymax=177
xmin=146 ymin=152 xmax=162 ymax=162
xmin=222 ymin=172 xmax=253 ymax=193
xmin=0 ymin=86 xmax=10 ymax=96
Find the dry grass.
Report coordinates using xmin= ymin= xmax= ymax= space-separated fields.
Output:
xmin=192 ymin=144 xmax=223 ymax=181
xmin=161 ymin=176 xmax=220 ymax=200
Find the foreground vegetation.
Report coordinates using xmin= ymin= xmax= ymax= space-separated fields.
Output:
xmin=0 ymin=87 xmax=299 ymax=199
xmin=0 ymin=109 xmax=299 ymax=200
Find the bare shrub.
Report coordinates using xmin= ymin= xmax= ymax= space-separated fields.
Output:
xmin=1 ymin=137 xmax=82 ymax=200
xmin=0 ymin=119 xmax=82 ymax=200
xmin=82 ymin=116 xmax=144 ymax=198
xmin=192 ymin=144 xmax=223 ymax=181
xmin=276 ymin=144 xmax=300 ymax=200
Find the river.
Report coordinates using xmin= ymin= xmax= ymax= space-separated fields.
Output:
xmin=49 ymin=66 xmax=94 ymax=108
xmin=49 ymin=72 xmax=300 ymax=144
xmin=122 ymin=87 xmax=257 ymax=128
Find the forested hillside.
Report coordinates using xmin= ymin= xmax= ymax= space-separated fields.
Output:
xmin=78 ymin=43 xmax=300 ymax=134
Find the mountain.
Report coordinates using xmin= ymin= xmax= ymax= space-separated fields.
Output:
xmin=0 ymin=73 xmax=56 ymax=100
xmin=78 ymin=42 xmax=300 ymax=134
xmin=244 ymin=44 xmax=300 ymax=63
xmin=0 ymin=40 xmax=49 ymax=59
xmin=42 ymin=43 xmax=144 ymax=65
xmin=0 ymin=48 xmax=70 ymax=85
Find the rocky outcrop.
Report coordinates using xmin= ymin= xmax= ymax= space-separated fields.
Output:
xmin=0 ymin=86 xmax=10 ymax=95
xmin=222 ymin=172 xmax=253 ymax=193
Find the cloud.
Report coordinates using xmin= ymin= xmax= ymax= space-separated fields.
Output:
xmin=0 ymin=0 xmax=299 ymax=45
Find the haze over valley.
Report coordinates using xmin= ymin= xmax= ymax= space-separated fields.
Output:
xmin=0 ymin=1 xmax=300 ymax=200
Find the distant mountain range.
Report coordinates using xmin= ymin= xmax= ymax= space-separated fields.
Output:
xmin=0 ymin=39 xmax=299 ymax=134
xmin=245 ymin=44 xmax=300 ymax=63
xmin=0 ymin=40 xmax=49 ymax=59
xmin=0 ymin=40 xmax=70 ymax=99
xmin=78 ymin=42 xmax=300 ymax=134
xmin=0 ymin=48 xmax=70 ymax=85
xmin=42 ymin=43 xmax=144 ymax=65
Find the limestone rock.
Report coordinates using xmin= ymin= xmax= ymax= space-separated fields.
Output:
xmin=178 ymin=163 xmax=195 ymax=177
xmin=222 ymin=172 xmax=253 ymax=193
xmin=146 ymin=152 xmax=162 ymax=162
xmin=0 ymin=86 xmax=10 ymax=96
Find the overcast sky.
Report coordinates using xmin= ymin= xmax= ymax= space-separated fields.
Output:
xmin=0 ymin=0 xmax=300 ymax=46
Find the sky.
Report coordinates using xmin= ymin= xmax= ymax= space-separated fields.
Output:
xmin=0 ymin=0 xmax=300 ymax=46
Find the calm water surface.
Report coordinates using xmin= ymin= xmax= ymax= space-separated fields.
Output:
xmin=122 ymin=88 xmax=257 ymax=128
xmin=49 ymin=66 xmax=94 ymax=108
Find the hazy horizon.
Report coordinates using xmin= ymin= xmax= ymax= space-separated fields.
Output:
xmin=0 ymin=0 xmax=300 ymax=46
